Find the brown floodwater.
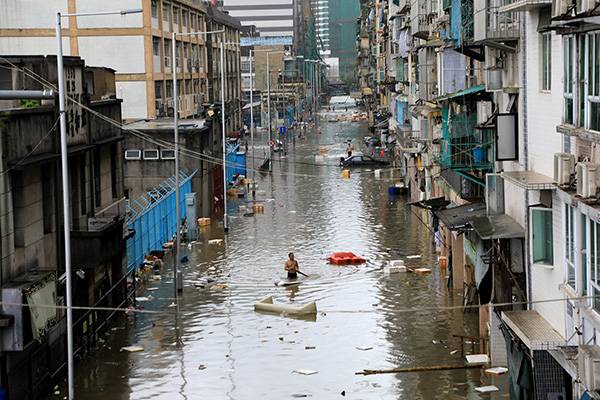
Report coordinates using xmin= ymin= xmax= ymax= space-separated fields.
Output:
xmin=51 ymin=114 xmax=505 ymax=399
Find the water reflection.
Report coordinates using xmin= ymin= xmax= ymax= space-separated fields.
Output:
xmin=60 ymin=116 xmax=495 ymax=400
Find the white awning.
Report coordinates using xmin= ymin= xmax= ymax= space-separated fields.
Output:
xmin=501 ymin=171 xmax=555 ymax=190
xmin=502 ymin=310 xmax=565 ymax=350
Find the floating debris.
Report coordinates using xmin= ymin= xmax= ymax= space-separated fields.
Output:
xmin=485 ymin=367 xmax=508 ymax=375
xmin=293 ymin=369 xmax=318 ymax=376
xmin=465 ymin=354 xmax=489 ymax=365
xmin=121 ymin=345 xmax=144 ymax=353
xmin=475 ymin=385 xmax=499 ymax=393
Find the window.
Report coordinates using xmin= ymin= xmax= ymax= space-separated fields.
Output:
xmin=79 ymin=157 xmax=87 ymax=216
xmin=143 ymin=149 xmax=159 ymax=160
xmin=566 ymin=204 xmax=576 ymax=288
xmin=153 ymin=37 xmax=160 ymax=56
xmin=41 ymin=165 xmax=54 ymax=234
xmin=531 ymin=207 xmax=553 ymax=265
xmin=155 ymin=81 xmax=163 ymax=99
xmin=151 ymin=0 xmax=158 ymax=18
xmin=124 ymin=149 xmax=141 ymax=160
xmin=166 ymin=80 xmax=173 ymax=97
xmin=564 ymin=36 xmax=575 ymax=124
xmin=182 ymin=10 xmax=188 ymax=27
xmin=173 ymin=7 xmax=179 ymax=25
xmin=93 ymin=148 xmax=101 ymax=207
xmin=161 ymin=149 xmax=175 ymax=159
xmin=162 ymin=3 xmax=170 ymax=23
xmin=541 ymin=33 xmax=552 ymax=91
xmin=586 ymin=33 xmax=600 ymax=131
xmin=110 ymin=143 xmax=118 ymax=199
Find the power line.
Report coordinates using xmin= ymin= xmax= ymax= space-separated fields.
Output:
xmin=2 ymin=293 xmax=597 ymax=317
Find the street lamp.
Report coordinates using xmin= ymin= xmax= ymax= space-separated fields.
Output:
xmin=55 ymin=9 xmax=142 ymax=399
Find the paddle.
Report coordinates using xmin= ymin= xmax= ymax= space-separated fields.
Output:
xmin=297 ymin=270 xmax=309 ymax=278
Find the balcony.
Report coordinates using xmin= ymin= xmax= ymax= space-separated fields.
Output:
xmin=71 ymin=198 xmax=127 ymax=268
xmin=411 ymin=0 xmax=438 ymax=39
xmin=437 ymin=104 xmax=494 ymax=195
xmin=474 ymin=0 xmax=520 ymax=43
xmin=498 ymin=0 xmax=551 ymax=11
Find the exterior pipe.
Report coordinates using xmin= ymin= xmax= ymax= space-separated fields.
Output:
xmin=0 ymin=90 xmax=55 ymax=100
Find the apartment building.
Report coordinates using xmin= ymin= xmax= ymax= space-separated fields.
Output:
xmin=0 ymin=56 xmax=127 ymax=400
xmin=313 ymin=0 xmax=331 ymax=55
xmin=221 ymin=0 xmax=294 ymax=37
xmin=359 ymin=0 xmax=600 ymax=396
xmin=0 ymin=0 xmax=242 ymax=123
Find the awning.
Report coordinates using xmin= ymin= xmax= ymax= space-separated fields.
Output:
xmin=408 ymin=196 xmax=451 ymax=210
xmin=410 ymin=102 xmax=441 ymax=117
xmin=502 ymin=310 xmax=565 ymax=350
xmin=470 ymin=214 xmax=525 ymax=240
xmin=547 ymin=346 xmax=578 ymax=379
xmin=433 ymin=202 xmax=486 ymax=230
xmin=501 ymin=171 xmax=555 ymax=190
xmin=416 ymin=39 xmax=444 ymax=49
xmin=437 ymin=84 xmax=486 ymax=101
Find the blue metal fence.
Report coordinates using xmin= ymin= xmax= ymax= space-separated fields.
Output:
xmin=226 ymin=143 xmax=247 ymax=184
xmin=125 ymin=170 xmax=197 ymax=272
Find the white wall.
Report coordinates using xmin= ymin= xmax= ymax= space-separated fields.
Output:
xmin=525 ymin=12 xmax=564 ymax=178
xmin=0 ymin=0 xmax=69 ymax=29
xmin=78 ymin=36 xmax=145 ymax=73
xmin=76 ymin=0 xmax=143 ymax=28
xmin=530 ymin=190 xmax=566 ymax=336
xmin=117 ymin=81 xmax=147 ymax=120
xmin=504 ymin=181 xmax=526 ymax=227
xmin=0 ymin=37 xmax=70 ymax=56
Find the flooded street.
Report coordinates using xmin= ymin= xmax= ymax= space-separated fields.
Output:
xmin=66 ymin=116 xmax=493 ymax=400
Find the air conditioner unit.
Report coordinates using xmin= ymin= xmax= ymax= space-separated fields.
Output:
xmin=579 ymin=346 xmax=600 ymax=391
xmin=576 ymin=162 xmax=599 ymax=198
xmin=554 ymin=152 xmax=576 ymax=186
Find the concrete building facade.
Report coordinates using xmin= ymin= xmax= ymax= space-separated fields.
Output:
xmin=0 ymin=56 xmax=127 ymax=400
xmin=0 ymin=0 xmax=242 ymax=124
xmin=359 ymin=0 xmax=600 ymax=397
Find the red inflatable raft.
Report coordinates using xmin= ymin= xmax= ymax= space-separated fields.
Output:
xmin=328 ymin=252 xmax=366 ymax=265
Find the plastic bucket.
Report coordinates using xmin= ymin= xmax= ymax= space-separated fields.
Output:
xmin=473 ymin=147 xmax=485 ymax=164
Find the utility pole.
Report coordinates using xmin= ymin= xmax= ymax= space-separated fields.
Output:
xmin=55 ymin=9 xmax=142 ymax=398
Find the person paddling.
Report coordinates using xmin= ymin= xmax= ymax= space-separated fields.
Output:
xmin=285 ymin=252 xmax=300 ymax=280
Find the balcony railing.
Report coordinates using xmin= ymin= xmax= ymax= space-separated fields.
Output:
xmin=474 ymin=0 xmax=520 ymax=42
xmin=411 ymin=0 xmax=438 ymax=39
